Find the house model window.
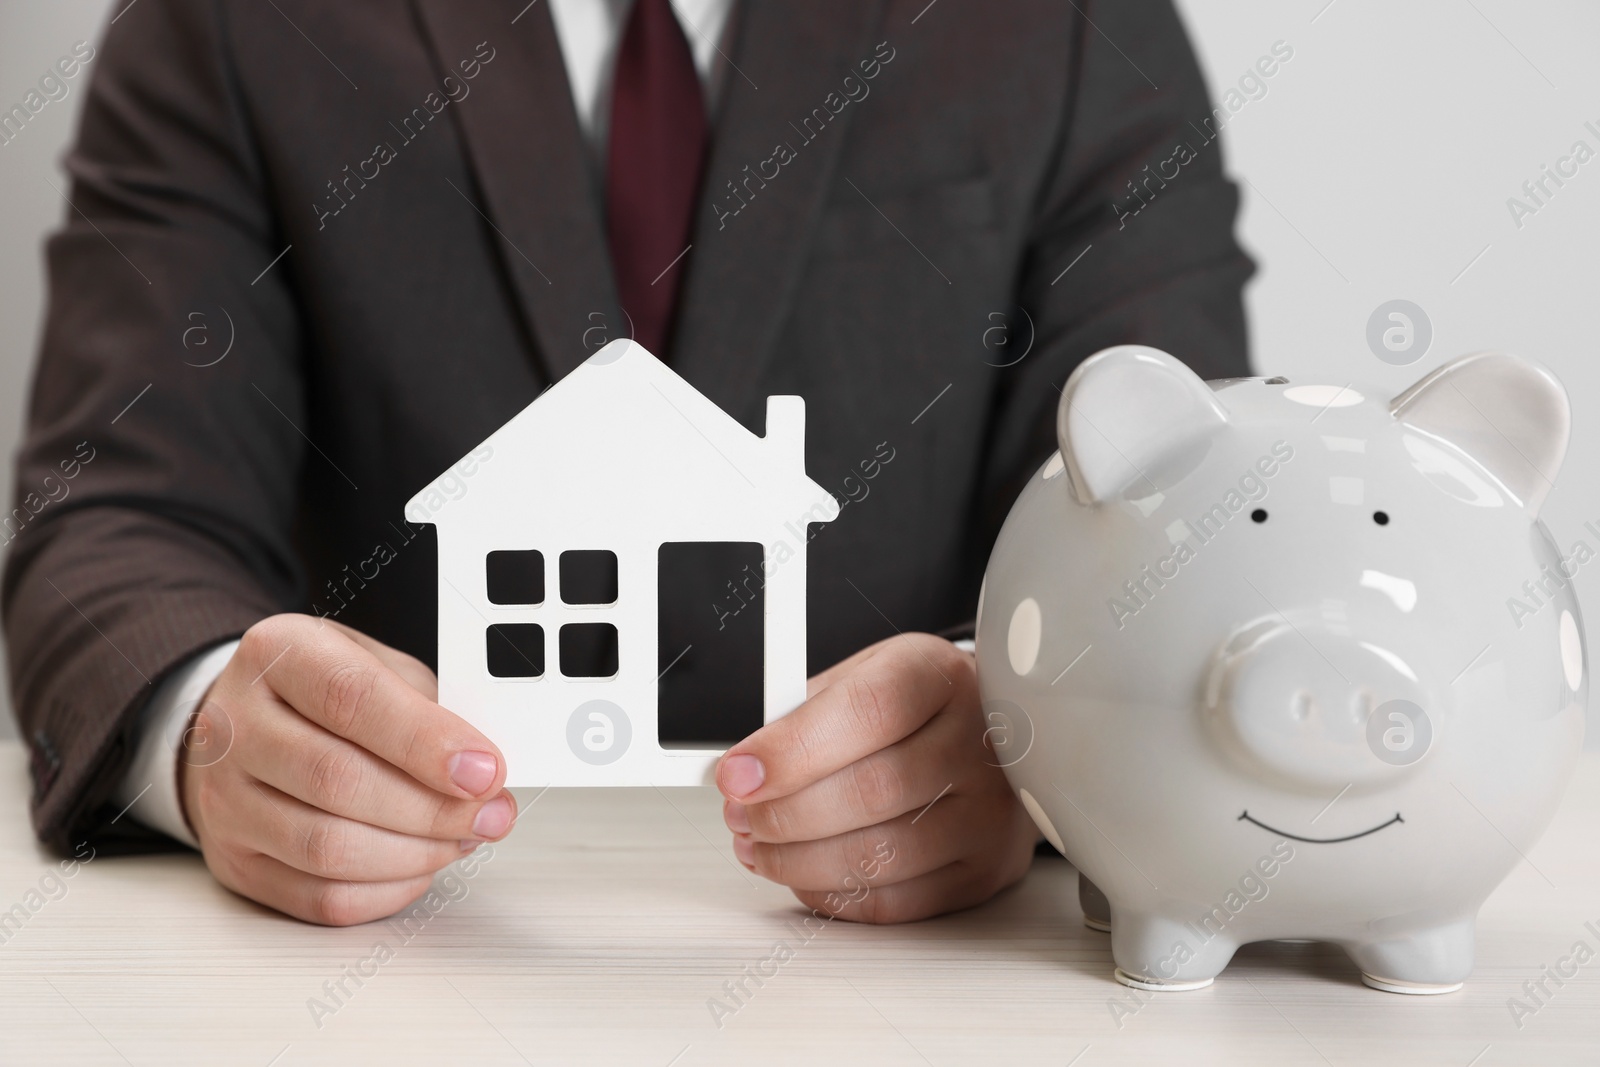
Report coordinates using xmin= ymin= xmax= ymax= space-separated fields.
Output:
xmin=558 ymin=549 xmax=618 ymax=679
xmin=403 ymin=339 xmax=840 ymax=787
xmin=483 ymin=549 xmax=620 ymax=680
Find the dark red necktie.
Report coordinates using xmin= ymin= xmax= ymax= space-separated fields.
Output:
xmin=605 ymin=0 xmax=708 ymax=358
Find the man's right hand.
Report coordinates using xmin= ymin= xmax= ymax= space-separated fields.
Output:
xmin=177 ymin=614 xmax=516 ymax=925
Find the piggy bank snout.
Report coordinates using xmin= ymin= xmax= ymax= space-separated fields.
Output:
xmin=1204 ymin=620 xmax=1434 ymax=788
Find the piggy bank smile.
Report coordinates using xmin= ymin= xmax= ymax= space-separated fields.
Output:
xmin=1235 ymin=810 xmax=1402 ymax=843
xmin=978 ymin=346 xmax=1586 ymax=995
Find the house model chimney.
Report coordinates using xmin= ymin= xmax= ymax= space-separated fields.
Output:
xmin=765 ymin=395 xmax=806 ymax=469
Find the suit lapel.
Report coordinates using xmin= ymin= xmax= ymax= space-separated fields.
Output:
xmin=414 ymin=0 xmax=621 ymax=386
xmin=670 ymin=0 xmax=888 ymax=426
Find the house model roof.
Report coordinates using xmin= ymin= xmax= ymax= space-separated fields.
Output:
xmin=403 ymin=339 xmax=840 ymax=539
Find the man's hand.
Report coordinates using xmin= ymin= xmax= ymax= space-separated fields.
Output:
xmin=715 ymin=634 xmax=1037 ymax=923
xmin=177 ymin=614 xmax=517 ymax=925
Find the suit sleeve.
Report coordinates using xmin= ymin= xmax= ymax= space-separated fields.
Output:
xmin=968 ymin=0 xmax=1255 ymax=572
xmin=2 ymin=0 xmax=307 ymax=854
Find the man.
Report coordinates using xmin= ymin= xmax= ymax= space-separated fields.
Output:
xmin=3 ymin=0 xmax=1252 ymax=925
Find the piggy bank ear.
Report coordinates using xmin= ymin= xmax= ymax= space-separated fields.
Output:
xmin=1390 ymin=352 xmax=1569 ymax=517
xmin=1057 ymin=345 xmax=1230 ymax=505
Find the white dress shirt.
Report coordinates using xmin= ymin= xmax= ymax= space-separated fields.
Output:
xmin=111 ymin=0 xmax=737 ymax=849
xmin=551 ymin=0 xmax=735 ymax=160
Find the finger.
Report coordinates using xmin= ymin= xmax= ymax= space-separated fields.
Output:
xmin=792 ymin=859 xmax=1015 ymax=925
xmin=238 ymin=778 xmax=473 ymax=882
xmin=211 ymin=848 xmax=437 ymax=927
xmin=239 ymin=697 xmax=516 ymax=841
xmin=239 ymin=616 xmax=504 ymax=799
xmin=728 ymin=705 xmax=974 ymax=843
xmin=804 ymin=637 xmax=893 ymax=700
xmin=320 ymin=619 xmax=439 ymax=700
xmin=717 ymin=633 xmax=971 ymax=803
xmin=737 ymin=797 xmax=984 ymax=892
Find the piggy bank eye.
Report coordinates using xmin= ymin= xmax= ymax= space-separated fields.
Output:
xmin=1251 ymin=509 xmax=1268 ymax=523
xmin=1373 ymin=511 xmax=1390 ymax=525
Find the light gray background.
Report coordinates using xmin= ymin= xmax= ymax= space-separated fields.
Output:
xmin=1 ymin=0 xmax=1596 ymax=743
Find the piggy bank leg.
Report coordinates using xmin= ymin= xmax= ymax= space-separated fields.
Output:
xmin=1111 ymin=910 xmax=1236 ymax=991
xmin=1078 ymin=874 xmax=1111 ymax=932
xmin=1344 ymin=917 xmax=1474 ymax=994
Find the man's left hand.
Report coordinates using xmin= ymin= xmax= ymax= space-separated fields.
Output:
xmin=715 ymin=633 xmax=1038 ymax=923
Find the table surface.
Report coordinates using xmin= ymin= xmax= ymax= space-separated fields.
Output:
xmin=1 ymin=741 xmax=1597 ymax=1066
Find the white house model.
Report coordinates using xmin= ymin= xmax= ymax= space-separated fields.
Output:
xmin=404 ymin=339 xmax=840 ymax=786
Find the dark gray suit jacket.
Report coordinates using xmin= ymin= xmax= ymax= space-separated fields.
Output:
xmin=3 ymin=0 xmax=1252 ymax=852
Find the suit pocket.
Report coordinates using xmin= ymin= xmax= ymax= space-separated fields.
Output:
xmin=814 ymin=175 xmax=996 ymax=258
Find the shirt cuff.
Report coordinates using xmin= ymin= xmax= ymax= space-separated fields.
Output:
xmin=111 ymin=640 xmax=240 ymax=851
xmin=936 ymin=618 xmax=976 ymax=644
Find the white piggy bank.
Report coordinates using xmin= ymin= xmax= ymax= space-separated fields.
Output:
xmin=976 ymin=346 xmax=1586 ymax=994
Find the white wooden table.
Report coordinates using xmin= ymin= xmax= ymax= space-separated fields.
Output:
xmin=1 ymin=741 xmax=1596 ymax=1066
